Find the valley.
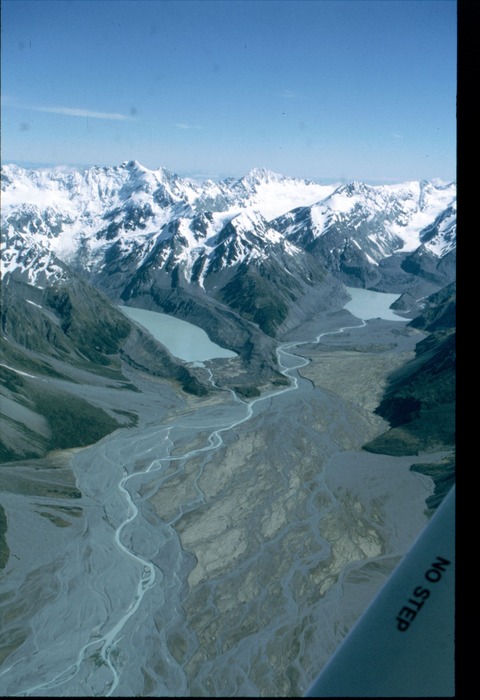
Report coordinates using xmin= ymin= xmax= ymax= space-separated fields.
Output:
xmin=0 ymin=162 xmax=456 ymax=696
xmin=0 ymin=296 xmax=450 ymax=697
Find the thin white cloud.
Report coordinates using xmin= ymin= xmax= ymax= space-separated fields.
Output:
xmin=31 ymin=105 xmax=135 ymax=121
xmin=4 ymin=97 xmax=135 ymax=121
xmin=174 ymin=122 xmax=202 ymax=130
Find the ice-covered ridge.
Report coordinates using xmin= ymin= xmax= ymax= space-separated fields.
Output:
xmin=1 ymin=162 xmax=456 ymax=285
xmin=235 ymin=170 xmax=338 ymax=220
xmin=0 ymin=226 xmax=68 ymax=285
xmin=3 ymin=162 xmax=334 ymax=222
xmin=278 ymin=178 xmax=456 ymax=258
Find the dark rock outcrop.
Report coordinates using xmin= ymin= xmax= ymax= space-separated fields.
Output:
xmin=0 ymin=272 xmax=211 ymax=462
xmin=363 ymin=284 xmax=456 ymax=507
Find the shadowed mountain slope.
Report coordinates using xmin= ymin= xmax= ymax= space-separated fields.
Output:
xmin=363 ymin=283 xmax=456 ymax=509
xmin=0 ymin=270 xmax=209 ymax=463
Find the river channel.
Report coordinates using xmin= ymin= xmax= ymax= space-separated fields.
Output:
xmin=0 ymin=292 xmax=440 ymax=696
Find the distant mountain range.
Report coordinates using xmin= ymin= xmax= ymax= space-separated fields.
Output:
xmin=1 ymin=162 xmax=456 ymax=462
xmin=2 ymin=161 xmax=455 ymax=337
xmin=2 ymin=162 xmax=455 ymax=295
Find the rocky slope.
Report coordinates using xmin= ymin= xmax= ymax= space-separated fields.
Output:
xmin=363 ymin=282 xmax=456 ymax=508
xmin=2 ymin=163 xmax=455 ymax=330
xmin=273 ymin=179 xmax=456 ymax=299
xmin=1 ymin=162 xmax=456 ymax=460
xmin=0 ymin=263 xmax=210 ymax=463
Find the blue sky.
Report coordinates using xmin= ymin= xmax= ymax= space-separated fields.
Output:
xmin=2 ymin=0 xmax=457 ymax=183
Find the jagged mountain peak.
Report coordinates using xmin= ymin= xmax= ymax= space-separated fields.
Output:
xmin=216 ymin=209 xmax=283 ymax=252
xmin=240 ymin=167 xmax=284 ymax=187
xmin=121 ymin=159 xmax=144 ymax=170
xmin=314 ymin=177 xmax=456 ymax=220
xmin=119 ymin=160 xmax=183 ymax=187
xmin=418 ymin=203 xmax=456 ymax=256
xmin=2 ymin=162 xmax=456 ymax=302
xmin=229 ymin=207 xmax=272 ymax=230
xmin=1 ymin=226 xmax=70 ymax=287
xmin=335 ymin=180 xmax=370 ymax=196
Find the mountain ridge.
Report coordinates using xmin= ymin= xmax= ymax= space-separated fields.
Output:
xmin=2 ymin=162 xmax=456 ymax=323
xmin=1 ymin=161 xmax=456 ymax=459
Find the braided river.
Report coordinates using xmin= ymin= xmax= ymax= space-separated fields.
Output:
xmin=0 ymin=290 xmax=443 ymax=696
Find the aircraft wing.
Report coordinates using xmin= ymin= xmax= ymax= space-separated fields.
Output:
xmin=305 ymin=486 xmax=455 ymax=697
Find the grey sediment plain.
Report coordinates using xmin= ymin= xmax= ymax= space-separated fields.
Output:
xmin=0 ymin=315 xmax=445 ymax=696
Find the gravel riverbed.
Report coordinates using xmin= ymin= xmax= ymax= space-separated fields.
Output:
xmin=0 ymin=316 xmax=443 ymax=696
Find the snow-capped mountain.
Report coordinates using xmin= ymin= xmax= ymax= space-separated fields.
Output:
xmin=2 ymin=161 xmax=456 ymax=341
xmin=1 ymin=225 xmax=70 ymax=287
xmin=0 ymin=161 xmax=457 ymax=461
xmin=273 ymin=179 xmax=456 ymax=288
xmin=1 ymin=162 xmax=335 ymax=270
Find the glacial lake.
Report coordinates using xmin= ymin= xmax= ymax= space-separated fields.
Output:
xmin=120 ymin=287 xmax=403 ymax=363
xmin=119 ymin=306 xmax=237 ymax=362
xmin=344 ymin=287 xmax=405 ymax=322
